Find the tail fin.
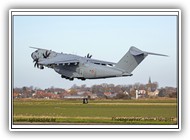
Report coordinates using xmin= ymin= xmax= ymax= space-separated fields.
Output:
xmin=115 ymin=46 xmax=168 ymax=74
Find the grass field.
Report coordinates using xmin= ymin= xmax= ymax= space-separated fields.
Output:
xmin=13 ymin=98 xmax=178 ymax=125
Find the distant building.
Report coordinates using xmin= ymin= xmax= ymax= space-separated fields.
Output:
xmin=147 ymin=89 xmax=159 ymax=97
xmin=104 ymin=92 xmax=112 ymax=97
xmin=104 ymin=92 xmax=117 ymax=98
xmin=123 ymin=90 xmax=129 ymax=95
xmin=64 ymin=95 xmax=85 ymax=99
xmin=147 ymin=77 xmax=152 ymax=91
xmin=146 ymin=77 xmax=159 ymax=97
xmin=135 ymin=90 xmax=146 ymax=99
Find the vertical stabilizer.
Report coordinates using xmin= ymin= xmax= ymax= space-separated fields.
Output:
xmin=115 ymin=46 xmax=147 ymax=73
xmin=115 ymin=46 xmax=168 ymax=74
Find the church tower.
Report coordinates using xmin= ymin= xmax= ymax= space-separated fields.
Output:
xmin=148 ymin=77 xmax=151 ymax=84
xmin=147 ymin=77 xmax=152 ymax=92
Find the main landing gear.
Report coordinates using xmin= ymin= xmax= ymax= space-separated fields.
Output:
xmin=61 ymin=75 xmax=74 ymax=81
xmin=61 ymin=75 xmax=86 ymax=81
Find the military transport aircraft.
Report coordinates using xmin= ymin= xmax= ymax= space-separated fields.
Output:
xmin=31 ymin=46 xmax=168 ymax=81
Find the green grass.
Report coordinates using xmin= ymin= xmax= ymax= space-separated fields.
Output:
xmin=13 ymin=99 xmax=177 ymax=125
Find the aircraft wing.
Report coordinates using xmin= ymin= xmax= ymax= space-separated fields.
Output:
xmin=31 ymin=46 xmax=116 ymax=66
xmin=87 ymin=58 xmax=116 ymax=66
xmin=39 ymin=59 xmax=79 ymax=65
xmin=38 ymin=54 xmax=80 ymax=65
xmin=39 ymin=56 xmax=115 ymax=66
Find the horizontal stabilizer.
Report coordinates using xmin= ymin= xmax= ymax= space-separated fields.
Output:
xmin=146 ymin=52 xmax=169 ymax=57
xmin=130 ymin=46 xmax=168 ymax=57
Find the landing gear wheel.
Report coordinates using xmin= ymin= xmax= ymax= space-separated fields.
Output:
xmin=81 ymin=78 xmax=86 ymax=81
xmin=69 ymin=78 xmax=74 ymax=81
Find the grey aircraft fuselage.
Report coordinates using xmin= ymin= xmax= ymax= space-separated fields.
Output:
xmin=31 ymin=46 xmax=167 ymax=81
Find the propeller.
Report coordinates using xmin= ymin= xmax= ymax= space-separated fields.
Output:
xmin=33 ymin=58 xmax=39 ymax=68
xmin=86 ymin=53 xmax=92 ymax=58
xmin=43 ymin=50 xmax=51 ymax=58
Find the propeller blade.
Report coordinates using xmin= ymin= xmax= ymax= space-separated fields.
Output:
xmin=34 ymin=62 xmax=38 ymax=67
xmin=47 ymin=51 xmax=50 ymax=57
xmin=33 ymin=58 xmax=39 ymax=68
xmin=43 ymin=50 xmax=51 ymax=58
xmin=86 ymin=53 xmax=92 ymax=58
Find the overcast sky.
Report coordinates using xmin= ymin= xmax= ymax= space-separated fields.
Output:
xmin=13 ymin=12 xmax=178 ymax=89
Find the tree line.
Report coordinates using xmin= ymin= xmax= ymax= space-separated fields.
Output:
xmin=13 ymin=82 xmax=177 ymax=99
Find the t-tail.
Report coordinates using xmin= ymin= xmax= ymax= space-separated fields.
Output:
xmin=115 ymin=46 xmax=168 ymax=74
